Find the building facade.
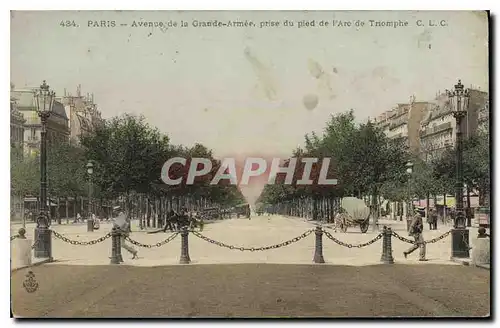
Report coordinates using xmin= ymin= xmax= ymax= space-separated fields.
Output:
xmin=62 ymin=85 xmax=104 ymax=145
xmin=10 ymin=87 xmax=26 ymax=158
xmin=419 ymin=89 xmax=488 ymax=162
xmin=11 ymin=87 xmax=70 ymax=157
xmin=375 ymin=97 xmax=432 ymax=155
xmin=478 ymin=98 xmax=489 ymax=131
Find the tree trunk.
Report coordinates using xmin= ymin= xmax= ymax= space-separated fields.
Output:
xmin=371 ymin=192 xmax=378 ymax=231
xmin=55 ymin=197 xmax=61 ymax=224
xmin=425 ymin=192 xmax=430 ymax=219
xmin=65 ymin=197 xmax=69 ymax=224
xmin=443 ymin=194 xmax=447 ymax=221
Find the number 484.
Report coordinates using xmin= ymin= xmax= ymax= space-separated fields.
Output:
xmin=60 ymin=20 xmax=78 ymax=27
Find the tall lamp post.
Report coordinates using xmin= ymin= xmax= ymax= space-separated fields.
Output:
xmin=86 ymin=161 xmax=94 ymax=232
xmin=406 ymin=161 xmax=414 ymax=232
xmin=34 ymin=81 xmax=55 ymax=259
xmin=446 ymin=79 xmax=470 ymax=258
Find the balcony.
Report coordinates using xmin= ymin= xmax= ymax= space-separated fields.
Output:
xmin=420 ymin=122 xmax=452 ymax=138
xmin=388 ymin=119 xmax=408 ymax=130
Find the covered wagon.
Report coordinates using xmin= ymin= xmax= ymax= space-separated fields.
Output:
xmin=334 ymin=197 xmax=372 ymax=233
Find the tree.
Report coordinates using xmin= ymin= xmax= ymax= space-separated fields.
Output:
xmin=432 ymin=130 xmax=490 ymax=205
xmin=257 ymin=110 xmax=411 ymax=225
xmin=47 ymin=143 xmax=87 ymax=198
xmin=80 ymin=114 xmax=248 ymax=214
xmin=80 ymin=114 xmax=172 ymax=203
xmin=11 ymin=148 xmax=39 ymax=197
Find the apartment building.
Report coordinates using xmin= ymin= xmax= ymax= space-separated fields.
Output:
xmin=62 ymin=85 xmax=104 ymax=145
xmin=10 ymin=87 xmax=26 ymax=158
xmin=420 ymin=89 xmax=488 ymax=162
xmin=375 ymin=97 xmax=432 ymax=155
xmin=11 ymin=86 xmax=70 ymax=157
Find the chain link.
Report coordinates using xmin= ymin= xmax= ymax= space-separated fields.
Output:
xmin=425 ymin=230 xmax=452 ymax=244
xmin=51 ymin=230 xmax=112 ymax=246
xmin=323 ymin=230 xmax=383 ymax=248
xmin=390 ymin=231 xmax=415 ymax=244
xmin=125 ymin=232 xmax=179 ymax=248
xmin=190 ymin=229 xmax=314 ymax=251
xmin=31 ymin=238 xmax=39 ymax=249
xmin=391 ymin=230 xmax=452 ymax=245
xmin=11 ymin=235 xmax=19 ymax=241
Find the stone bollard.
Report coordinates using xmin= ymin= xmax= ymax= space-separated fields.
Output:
xmin=313 ymin=226 xmax=325 ymax=264
xmin=471 ymin=227 xmax=490 ymax=267
xmin=87 ymin=218 xmax=94 ymax=232
xmin=179 ymin=226 xmax=191 ymax=264
xmin=380 ymin=226 xmax=394 ymax=264
xmin=110 ymin=227 xmax=120 ymax=264
xmin=11 ymin=228 xmax=32 ymax=268
xmin=34 ymin=226 xmax=52 ymax=259
xmin=18 ymin=228 xmax=27 ymax=239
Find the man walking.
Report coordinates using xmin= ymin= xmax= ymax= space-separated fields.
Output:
xmin=404 ymin=212 xmax=427 ymax=261
xmin=114 ymin=210 xmax=139 ymax=259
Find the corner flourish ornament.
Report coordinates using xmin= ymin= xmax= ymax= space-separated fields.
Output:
xmin=23 ymin=271 xmax=39 ymax=293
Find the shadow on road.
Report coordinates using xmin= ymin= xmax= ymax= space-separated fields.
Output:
xmin=11 ymin=263 xmax=490 ymax=318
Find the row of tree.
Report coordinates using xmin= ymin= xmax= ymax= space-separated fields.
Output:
xmin=256 ymin=110 xmax=490 ymax=224
xmin=11 ymin=114 xmax=247 ymax=221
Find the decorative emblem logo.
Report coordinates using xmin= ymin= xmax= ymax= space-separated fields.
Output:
xmin=23 ymin=271 xmax=39 ymax=293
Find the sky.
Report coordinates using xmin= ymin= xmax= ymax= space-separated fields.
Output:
xmin=10 ymin=10 xmax=489 ymax=204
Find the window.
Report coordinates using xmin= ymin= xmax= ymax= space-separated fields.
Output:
xmin=31 ymin=128 xmax=36 ymax=139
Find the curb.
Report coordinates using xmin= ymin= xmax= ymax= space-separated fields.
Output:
xmin=474 ymin=263 xmax=491 ymax=270
xmin=450 ymin=257 xmax=490 ymax=270
xmin=11 ymin=258 xmax=53 ymax=273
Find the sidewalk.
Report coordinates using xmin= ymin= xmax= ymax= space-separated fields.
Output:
xmin=9 ymin=215 xmax=479 ymax=268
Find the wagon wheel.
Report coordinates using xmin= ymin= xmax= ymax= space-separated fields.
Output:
xmin=359 ymin=220 xmax=369 ymax=233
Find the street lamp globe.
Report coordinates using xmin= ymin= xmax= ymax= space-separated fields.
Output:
xmin=446 ymin=79 xmax=470 ymax=114
xmin=86 ymin=161 xmax=94 ymax=175
xmin=34 ymin=80 xmax=55 ymax=114
xmin=406 ymin=161 xmax=413 ymax=174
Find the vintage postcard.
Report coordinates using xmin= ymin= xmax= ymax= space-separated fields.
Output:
xmin=10 ymin=10 xmax=490 ymax=318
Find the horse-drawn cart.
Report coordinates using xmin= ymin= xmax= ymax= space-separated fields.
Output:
xmin=334 ymin=197 xmax=372 ymax=233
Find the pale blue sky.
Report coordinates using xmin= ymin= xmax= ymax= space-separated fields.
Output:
xmin=11 ymin=10 xmax=488 ymax=158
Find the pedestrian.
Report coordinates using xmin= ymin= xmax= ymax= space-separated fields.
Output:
xmin=426 ymin=211 xmax=433 ymax=231
xmin=403 ymin=212 xmax=427 ymax=261
xmin=114 ymin=210 xmax=138 ymax=259
xmin=430 ymin=208 xmax=438 ymax=230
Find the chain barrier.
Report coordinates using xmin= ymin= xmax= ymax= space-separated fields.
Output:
xmin=11 ymin=235 xmax=19 ymax=241
xmin=190 ymin=229 xmax=314 ymax=252
xmin=31 ymin=238 xmax=39 ymax=250
xmin=323 ymin=230 xmax=383 ymax=248
xmin=390 ymin=231 xmax=415 ymax=244
xmin=126 ymin=232 xmax=179 ymax=248
xmin=391 ymin=230 xmax=452 ymax=245
xmin=425 ymin=230 xmax=452 ymax=244
xmin=51 ymin=230 xmax=112 ymax=246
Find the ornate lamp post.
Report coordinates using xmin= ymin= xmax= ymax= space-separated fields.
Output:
xmin=406 ymin=161 xmax=414 ymax=232
xmin=446 ymin=79 xmax=470 ymax=258
xmin=86 ymin=161 xmax=94 ymax=232
xmin=33 ymin=80 xmax=55 ymax=259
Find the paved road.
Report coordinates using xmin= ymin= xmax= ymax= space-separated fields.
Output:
xmin=11 ymin=215 xmax=480 ymax=268
xmin=11 ymin=264 xmax=490 ymax=318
